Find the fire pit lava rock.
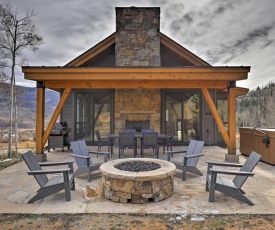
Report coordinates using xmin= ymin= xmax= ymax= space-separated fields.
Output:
xmin=100 ymin=158 xmax=176 ymax=204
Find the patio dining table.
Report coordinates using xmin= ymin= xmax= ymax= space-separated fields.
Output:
xmin=107 ymin=133 xmax=170 ymax=157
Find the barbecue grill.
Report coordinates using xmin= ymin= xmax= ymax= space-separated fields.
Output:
xmin=48 ymin=121 xmax=71 ymax=152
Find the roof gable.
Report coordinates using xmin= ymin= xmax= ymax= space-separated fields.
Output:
xmin=158 ymin=32 xmax=210 ymax=67
xmin=65 ymin=31 xmax=211 ymax=67
xmin=66 ymin=32 xmax=117 ymax=67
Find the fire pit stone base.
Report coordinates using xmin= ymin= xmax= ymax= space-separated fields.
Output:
xmin=100 ymin=158 xmax=176 ymax=204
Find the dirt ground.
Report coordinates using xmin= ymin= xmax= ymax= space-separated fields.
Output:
xmin=0 ymin=213 xmax=275 ymax=229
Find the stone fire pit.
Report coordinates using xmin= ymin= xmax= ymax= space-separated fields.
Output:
xmin=100 ymin=158 xmax=176 ymax=204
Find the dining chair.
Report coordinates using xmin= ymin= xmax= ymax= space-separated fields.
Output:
xmin=141 ymin=129 xmax=154 ymax=133
xmin=95 ymin=130 xmax=113 ymax=157
xmin=141 ymin=132 xmax=159 ymax=158
xmin=118 ymin=132 xmax=137 ymax=158
xmin=122 ymin=129 xmax=136 ymax=133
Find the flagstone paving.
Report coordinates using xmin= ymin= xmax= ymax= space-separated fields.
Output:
xmin=0 ymin=146 xmax=275 ymax=215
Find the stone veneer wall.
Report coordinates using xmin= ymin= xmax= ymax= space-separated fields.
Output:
xmin=102 ymin=174 xmax=174 ymax=204
xmin=115 ymin=89 xmax=160 ymax=133
xmin=115 ymin=7 xmax=160 ymax=66
xmin=114 ymin=8 xmax=161 ymax=133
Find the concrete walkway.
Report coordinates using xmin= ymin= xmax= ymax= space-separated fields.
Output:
xmin=0 ymin=146 xmax=275 ymax=215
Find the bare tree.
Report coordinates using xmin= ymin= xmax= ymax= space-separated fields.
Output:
xmin=0 ymin=3 xmax=43 ymax=157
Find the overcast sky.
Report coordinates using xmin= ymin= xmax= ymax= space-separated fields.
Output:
xmin=3 ymin=0 xmax=275 ymax=89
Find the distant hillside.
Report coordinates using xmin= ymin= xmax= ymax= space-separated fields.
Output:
xmin=237 ymin=82 xmax=275 ymax=128
xmin=0 ymin=83 xmax=59 ymax=129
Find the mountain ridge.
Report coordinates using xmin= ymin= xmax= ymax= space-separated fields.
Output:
xmin=0 ymin=83 xmax=59 ymax=129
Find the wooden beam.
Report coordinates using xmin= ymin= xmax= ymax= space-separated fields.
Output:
xmin=201 ymin=88 xmax=229 ymax=147
xmin=42 ymin=88 xmax=71 ymax=147
xmin=25 ymin=72 xmax=248 ymax=81
xmin=22 ymin=66 xmax=251 ymax=82
xmin=45 ymin=80 xmax=229 ymax=89
xmin=36 ymin=87 xmax=44 ymax=154
xmin=233 ymin=87 xmax=249 ymax=96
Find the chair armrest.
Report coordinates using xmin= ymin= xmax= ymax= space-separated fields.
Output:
xmin=27 ymin=168 xmax=71 ymax=175
xmin=210 ymin=168 xmax=255 ymax=176
xmin=184 ymin=153 xmax=204 ymax=159
xmin=166 ymin=150 xmax=187 ymax=154
xmin=89 ymin=151 xmax=110 ymax=155
xmin=206 ymin=161 xmax=243 ymax=167
xmin=166 ymin=150 xmax=187 ymax=161
xmin=39 ymin=161 xmax=74 ymax=167
xmin=70 ymin=154 xmax=90 ymax=159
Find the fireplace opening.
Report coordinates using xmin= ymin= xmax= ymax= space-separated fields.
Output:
xmin=126 ymin=120 xmax=150 ymax=132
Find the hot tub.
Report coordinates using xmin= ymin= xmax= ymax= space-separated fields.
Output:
xmin=240 ymin=127 xmax=275 ymax=165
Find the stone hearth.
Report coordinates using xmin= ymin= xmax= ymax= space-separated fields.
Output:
xmin=100 ymin=158 xmax=176 ymax=204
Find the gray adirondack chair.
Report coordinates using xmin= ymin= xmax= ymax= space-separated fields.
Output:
xmin=167 ymin=140 xmax=205 ymax=181
xmin=22 ymin=151 xmax=75 ymax=203
xmin=70 ymin=140 xmax=109 ymax=182
xmin=206 ymin=151 xmax=261 ymax=206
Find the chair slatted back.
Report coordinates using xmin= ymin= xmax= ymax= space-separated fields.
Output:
xmin=185 ymin=140 xmax=205 ymax=166
xmin=122 ymin=129 xmax=136 ymax=133
xmin=142 ymin=132 xmax=158 ymax=148
xmin=119 ymin=133 xmax=135 ymax=149
xmin=141 ymin=129 xmax=154 ymax=133
xmin=233 ymin=151 xmax=261 ymax=189
xmin=71 ymin=140 xmax=92 ymax=167
xmin=22 ymin=151 xmax=48 ymax=188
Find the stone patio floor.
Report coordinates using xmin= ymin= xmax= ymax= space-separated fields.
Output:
xmin=0 ymin=146 xmax=275 ymax=215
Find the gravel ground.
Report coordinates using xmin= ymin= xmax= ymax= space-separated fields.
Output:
xmin=0 ymin=213 xmax=275 ymax=230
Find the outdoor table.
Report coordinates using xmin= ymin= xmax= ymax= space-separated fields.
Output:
xmin=108 ymin=133 xmax=170 ymax=157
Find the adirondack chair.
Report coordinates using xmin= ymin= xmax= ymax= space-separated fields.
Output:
xmin=70 ymin=140 xmax=109 ymax=182
xmin=22 ymin=151 xmax=75 ymax=203
xmin=166 ymin=140 xmax=205 ymax=181
xmin=206 ymin=151 xmax=261 ymax=206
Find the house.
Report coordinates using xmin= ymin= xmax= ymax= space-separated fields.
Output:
xmin=22 ymin=7 xmax=250 ymax=162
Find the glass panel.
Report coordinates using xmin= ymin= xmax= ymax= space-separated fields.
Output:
xmin=183 ymin=93 xmax=200 ymax=141
xmin=76 ymin=94 xmax=85 ymax=137
xmin=93 ymin=93 xmax=111 ymax=140
xmin=165 ymin=94 xmax=182 ymax=142
xmin=217 ymin=99 xmax=228 ymax=145
xmin=76 ymin=91 xmax=111 ymax=143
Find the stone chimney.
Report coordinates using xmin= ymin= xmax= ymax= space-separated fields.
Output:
xmin=115 ymin=7 xmax=161 ymax=67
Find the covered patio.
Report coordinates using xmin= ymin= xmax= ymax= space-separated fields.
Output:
xmin=22 ymin=66 xmax=250 ymax=162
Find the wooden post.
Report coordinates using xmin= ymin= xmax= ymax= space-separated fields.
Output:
xmin=228 ymin=87 xmax=237 ymax=155
xmin=201 ymin=88 xmax=229 ymax=147
xmin=42 ymin=88 xmax=71 ymax=147
xmin=36 ymin=82 xmax=45 ymax=155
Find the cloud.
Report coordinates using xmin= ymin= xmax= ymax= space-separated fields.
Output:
xmin=3 ymin=0 xmax=275 ymax=89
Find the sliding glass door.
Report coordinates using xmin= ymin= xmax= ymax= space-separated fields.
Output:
xmin=162 ymin=90 xmax=201 ymax=144
xmin=75 ymin=90 xmax=113 ymax=144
